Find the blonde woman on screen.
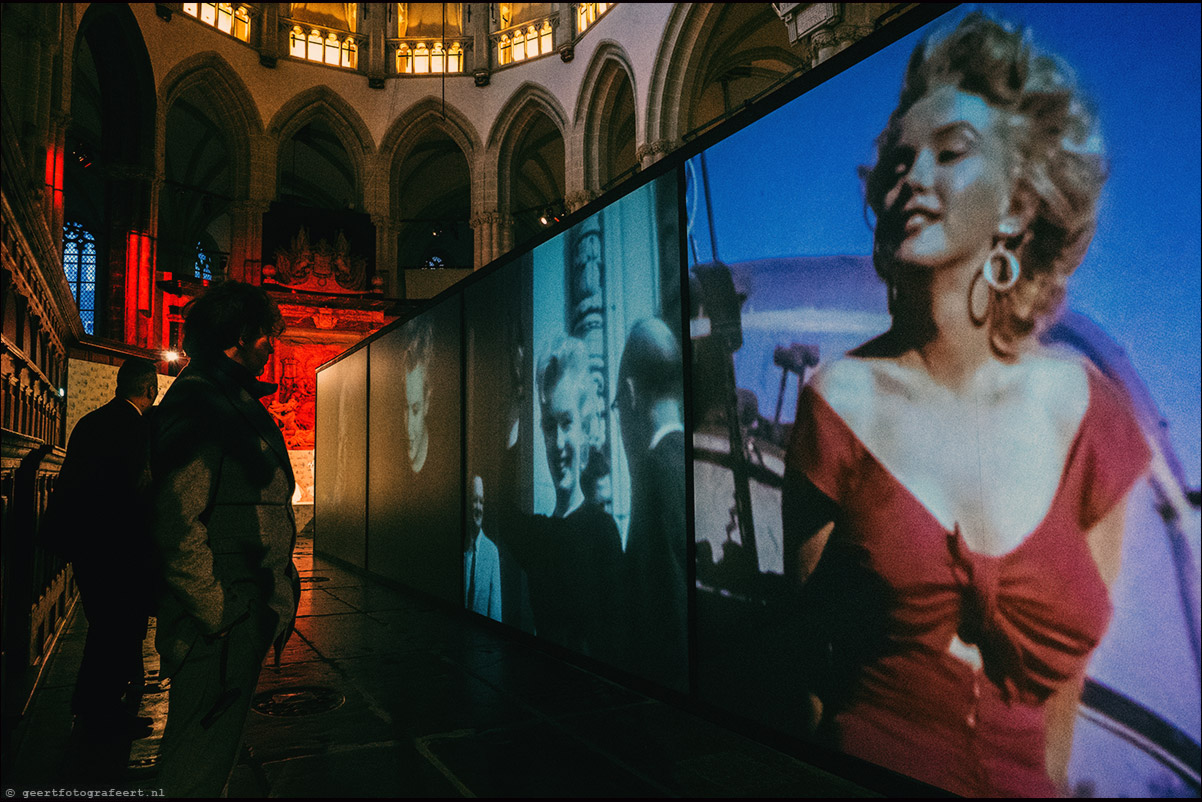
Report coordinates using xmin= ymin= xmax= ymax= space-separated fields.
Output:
xmin=782 ymin=13 xmax=1150 ymax=796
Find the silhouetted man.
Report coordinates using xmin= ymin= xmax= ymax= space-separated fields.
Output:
xmin=615 ymin=318 xmax=688 ymax=691
xmin=52 ymin=357 xmax=159 ymax=739
xmin=151 ymin=281 xmax=299 ymax=796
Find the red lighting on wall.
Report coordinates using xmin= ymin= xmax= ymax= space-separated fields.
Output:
xmin=125 ymin=231 xmax=156 ymax=343
xmin=44 ymin=145 xmax=64 ymax=215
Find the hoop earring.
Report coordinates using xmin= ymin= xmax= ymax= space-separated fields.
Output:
xmin=968 ymin=268 xmax=990 ymax=327
xmin=983 ymin=243 xmax=1020 ymax=293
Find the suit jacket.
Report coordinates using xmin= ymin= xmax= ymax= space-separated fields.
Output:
xmin=150 ymin=355 xmax=299 ymax=677
xmin=625 ymin=429 xmax=688 ymax=690
xmin=47 ymin=397 xmax=152 ymax=578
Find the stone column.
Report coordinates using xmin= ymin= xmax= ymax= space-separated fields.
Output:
xmin=636 ymin=139 xmax=675 ymax=170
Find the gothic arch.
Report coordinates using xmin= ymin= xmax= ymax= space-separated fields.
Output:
xmin=379 ymin=96 xmax=482 ymax=215
xmin=267 ymin=85 xmax=375 ymax=207
xmin=574 ymin=40 xmax=639 ymax=193
xmin=487 ymin=82 xmax=569 ymax=217
xmin=645 ymin=4 xmax=801 ymax=154
xmin=157 ymin=52 xmax=262 ymax=200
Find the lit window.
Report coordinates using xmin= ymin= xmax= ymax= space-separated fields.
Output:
xmin=396 ymin=43 xmax=412 ymax=72
xmin=499 ymin=34 xmax=511 ymax=65
xmin=234 ymin=6 xmax=250 ymax=41
xmin=324 ymin=32 xmax=340 ymax=65
xmin=414 ymin=42 xmax=430 ymax=73
xmin=539 ymin=20 xmax=552 ymax=54
xmin=62 ymin=222 xmax=97 ymax=335
xmin=216 ymin=3 xmax=233 ymax=34
xmin=307 ymin=29 xmax=323 ymax=61
xmin=447 ymin=42 xmax=462 ymax=73
xmin=577 ymin=3 xmax=610 ymax=34
xmin=341 ymin=37 xmax=357 ymax=69
xmin=193 ymin=243 xmax=214 ymax=281
xmin=431 ymin=42 xmax=445 ymax=73
xmin=290 ymin=26 xmax=306 ymax=57
xmin=513 ymin=27 xmax=527 ymax=61
xmin=183 ymin=2 xmax=252 ymax=42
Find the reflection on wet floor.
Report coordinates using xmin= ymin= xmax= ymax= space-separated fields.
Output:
xmin=3 ymin=532 xmax=883 ymax=798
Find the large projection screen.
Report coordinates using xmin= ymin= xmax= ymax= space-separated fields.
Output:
xmin=315 ymin=345 xmax=368 ymax=568
xmin=465 ymin=172 xmax=688 ymax=690
xmin=687 ymin=4 xmax=1199 ymax=798
xmin=367 ymin=299 xmax=463 ymax=603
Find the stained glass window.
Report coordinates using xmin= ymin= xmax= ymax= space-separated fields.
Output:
xmin=193 ymin=242 xmax=214 ymax=281
xmin=62 ymin=222 xmax=97 ymax=335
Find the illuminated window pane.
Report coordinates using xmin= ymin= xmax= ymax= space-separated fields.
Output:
xmin=184 ymin=3 xmax=199 ymax=17
xmin=194 ymin=243 xmax=213 ymax=281
xmin=342 ymin=38 xmax=357 ymax=69
xmin=308 ymin=30 xmax=323 ymax=61
xmin=431 ymin=42 xmax=445 ymax=73
xmin=217 ymin=3 xmax=233 ymax=34
xmin=200 ymin=2 xmax=217 ymax=25
xmin=448 ymin=43 xmax=462 ymax=73
xmin=513 ymin=30 xmax=525 ymax=61
xmin=499 ymin=35 xmax=510 ymax=65
xmin=539 ymin=21 xmax=551 ymax=54
xmin=414 ymin=43 xmax=429 ymax=73
xmin=62 ymin=222 xmax=97 ymax=335
xmin=290 ymin=27 xmax=305 ymax=57
xmin=397 ymin=44 xmax=411 ymax=73
xmin=234 ymin=7 xmax=251 ymax=41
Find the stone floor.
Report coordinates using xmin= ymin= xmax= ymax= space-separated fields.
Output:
xmin=2 ymin=534 xmax=903 ymax=798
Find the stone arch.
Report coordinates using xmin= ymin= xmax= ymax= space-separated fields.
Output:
xmin=68 ymin=2 xmax=157 ymax=340
xmin=574 ymin=40 xmax=639 ymax=194
xmin=645 ymin=4 xmax=802 ymax=159
xmin=379 ymin=96 xmax=482 ymax=217
xmin=157 ymin=52 xmax=262 ymax=201
xmin=267 ymin=85 xmax=375 ymax=208
xmin=487 ymin=82 xmax=569 ymax=251
xmin=380 ymin=97 xmax=480 ymax=282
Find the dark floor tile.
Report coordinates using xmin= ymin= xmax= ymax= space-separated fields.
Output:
xmin=324 ymin=584 xmax=415 ymax=613
xmin=241 ymin=663 xmax=395 ymax=764
xmin=295 ymin=588 xmax=359 ymax=618
xmin=292 ymin=613 xmax=397 ymax=660
xmin=337 ymin=653 xmax=536 ymax=737
xmin=255 ymin=741 xmax=461 ymax=798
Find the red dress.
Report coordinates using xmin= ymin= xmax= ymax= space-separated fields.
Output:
xmin=786 ymin=366 xmax=1150 ymax=797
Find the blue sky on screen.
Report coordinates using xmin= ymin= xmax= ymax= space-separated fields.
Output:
xmin=688 ymin=3 xmax=1201 ymax=484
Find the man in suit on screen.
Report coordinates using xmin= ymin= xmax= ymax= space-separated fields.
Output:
xmin=615 ymin=318 xmax=688 ymax=691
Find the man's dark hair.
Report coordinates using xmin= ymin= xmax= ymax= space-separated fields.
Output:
xmin=182 ymin=281 xmax=284 ymax=360
xmin=116 ymin=357 xmax=158 ymax=399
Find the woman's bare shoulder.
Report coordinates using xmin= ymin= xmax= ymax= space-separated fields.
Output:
xmin=808 ymin=356 xmax=898 ymax=431
xmin=1014 ymin=348 xmax=1091 ymax=436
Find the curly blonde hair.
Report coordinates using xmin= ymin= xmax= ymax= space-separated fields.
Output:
xmin=864 ymin=12 xmax=1107 ymax=354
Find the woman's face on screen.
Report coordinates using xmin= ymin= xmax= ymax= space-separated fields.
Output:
xmin=879 ymin=85 xmax=1016 ymax=272
xmin=541 ymin=377 xmax=585 ymax=498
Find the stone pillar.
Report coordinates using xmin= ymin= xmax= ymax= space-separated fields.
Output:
xmin=470 ymin=210 xmax=512 ymax=269
xmin=364 ymin=0 xmax=389 ymax=87
xmin=229 ymin=199 xmax=271 ymax=283
xmin=566 ymin=212 xmax=609 ymax=461
xmin=373 ymin=215 xmax=398 ymax=295
xmin=636 ymin=139 xmax=675 ymax=170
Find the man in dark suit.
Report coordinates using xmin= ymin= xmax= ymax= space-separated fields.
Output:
xmin=51 ymin=357 xmax=159 ymax=739
xmin=150 ymin=281 xmax=299 ymax=797
xmin=615 ymin=318 xmax=688 ymax=691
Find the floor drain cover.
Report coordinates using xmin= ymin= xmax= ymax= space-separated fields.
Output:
xmin=299 ymin=576 xmax=330 ymax=583
xmin=252 ymin=685 xmax=345 ymax=717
